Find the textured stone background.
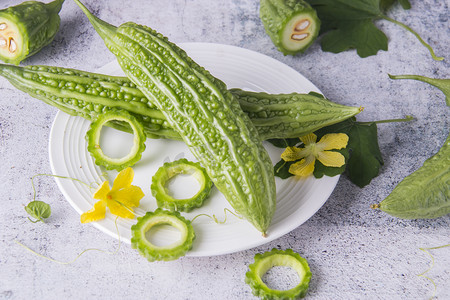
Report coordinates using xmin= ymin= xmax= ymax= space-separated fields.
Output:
xmin=0 ymin=0 xmax=449 ymax=299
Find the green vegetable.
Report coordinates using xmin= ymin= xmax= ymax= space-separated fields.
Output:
xmin=151 ymin=159 xmax=213 ymax=212
xmin=372 ymin=133 xmax=450 ymax=219
xmin=86 ymin=110 xmax=146 ymax=171
xmin=75 ymin=0 xmax=277 ymax=235
xmin=25 ymin=200 xmax=51 ymax=223
xmin=371 ymin=74 xmax=450 ymax=219
xmin=232 ymin=89 xmax=361 ymax=139
xmin=306 ymin=0 xmax=443 ymax=60
xmin=259 ymin=0 xmax=320 ymax=55
xmin=0 ymin=0 xmax=64 ymax=65
xmin=131 ymin=209 xmax=195 ymax=261
xmin=0 ymin=63 xmax=180 ymax=140
xmin=0 ymin=63 xmax=361 ymax=142
xmin=245 ymin=248 xmax=312 ymax=299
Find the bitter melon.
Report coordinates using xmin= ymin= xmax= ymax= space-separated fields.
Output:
xmin=131 ymin=208 xmax=195 ymax=261
xmin=0 ymin=63 xmax=361 ymax=141
xmin=372 ymin=124 xmax=450 ymax=219
xmin=86 ymin=110 xmax=146 ymax=171
xmin=75 ymin=0 xmax=277 ymax=234
xmin=245 ymin=248 xmax=312 ymax=299
xmin=151 ymin=159 xmax=213 ymax=212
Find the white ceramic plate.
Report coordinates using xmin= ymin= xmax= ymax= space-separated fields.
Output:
xmin=49 ymin=43 xmax=339 ymax=257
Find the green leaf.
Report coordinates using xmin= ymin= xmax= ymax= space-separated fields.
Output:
xmin=320 ymin=20 xmax=388 ymax=58
xmin=25 ymin=201 xmax=51 ymax=223
xmin=306 ymin=0 xmax=442 ymax=60
xmin=315 ymin=118 xmax=384 ymax=187
xmin=389 ymin=74 xmax=450 ymax=107
xmin=398 ymin=0 xmax=411 ymax=9
xmin=306 ymin=0 xmax=387 ymax=56
xmin=380 ymin=0 xmax=411 ymax=11
xmin=346 ymin=122 xmax=383 ymax=187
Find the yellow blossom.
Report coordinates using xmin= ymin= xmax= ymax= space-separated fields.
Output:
xmin=281 ymin=133 xmax=349 ymax=177
xmin=81 ymin=167 xmax=144 ymax=223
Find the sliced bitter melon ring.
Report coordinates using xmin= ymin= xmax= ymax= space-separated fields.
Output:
xmin=86 ymin=110 xmax=146 ymax=171
xmin=151 ymin=159 xmax=213 ymax=212
xmin=131 ymin=208 xmax=195 ymax=261
xmin=245 ymin=248 xmax=312 ymax=299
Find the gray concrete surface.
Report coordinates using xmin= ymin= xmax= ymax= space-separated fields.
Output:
xmin=0 ymin=0 xmax=449 ymax=299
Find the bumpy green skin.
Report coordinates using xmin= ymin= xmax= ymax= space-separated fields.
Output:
xmin=86 ymin=110 xmax=146 ymax=171
xmin=0 ymin=63 xmax=175 ymax=139
xmin=378 ymin=133 xmax=450 ymax=219
xmin=151 ymin=159 xmax=213 ymax=212
xmin=0 ymin=63 xmax=361 ymax=141
xmin=75 ymin=0 xmax=277 ymax=234
xmin=0 ymin=0 xmax=64 ymax=65
xmin=131 ymin=209 xmax=195 ymax=261
xmin=231 ymin=89 xmax=361 ymax=139
xmin=260 ymin=0 xmax=320 ymax=55
xmin=245 ymin=248 xmax=312 ymax=299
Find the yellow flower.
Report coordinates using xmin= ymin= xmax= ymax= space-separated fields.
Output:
xmin=281 ymin=133 xmax=349 ymax=177
xmin=81 ymin=168 xmax=144 ymax=223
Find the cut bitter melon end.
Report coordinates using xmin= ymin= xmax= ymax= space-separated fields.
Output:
xmin=246 ymin=248 xmax=312 ymax=299
xmin=0 ymin=16 xmax=26 ymax=65
xmin=279 ymin=12 xmax=319 ymax=55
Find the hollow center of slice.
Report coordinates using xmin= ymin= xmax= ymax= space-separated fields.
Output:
xmin=166 ymin=172 xmax=201 ymax=200
xmin=99 ymin=121 xmax=134 ymax=159
xmin=145 ymin=223 xmax=183 ymax=248
xmin=262 ymin=265 xmax=301 ymax=291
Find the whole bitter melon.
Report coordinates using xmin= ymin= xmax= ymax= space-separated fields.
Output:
xmin=373 ymin=132 xmax=450 ymax=219
xmin=231 ymin=88 xmax=361 ymax=139
xmin=0 ymin=63 xmax=361 ymax=141
xmin=75 ymin=0 xmax=277 ymax=234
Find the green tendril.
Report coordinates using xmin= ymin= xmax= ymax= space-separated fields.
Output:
xmin=381 ymin=15 xmax=444 ymax=61
xmin=31 ymin=173 xmax=98 ymax=200
xmin=15 ymin=216 xmax=121 ymax=265
xmin=358 ymin=115 xmax=415 ymax=125
xmin=26 ymin=174 xmax=100 ymax=223
xmin=417 ymin=243 xmax=450 ymax=300
xmin=116 ymin=200 xmax=145 ymax=218
xmin=27 ymin=217 xmax=42 ymax=224
xmin=191 ymin=208 xmax=243 ymax=224
xmin=275 ymin=161 xmax=287 ymax=174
